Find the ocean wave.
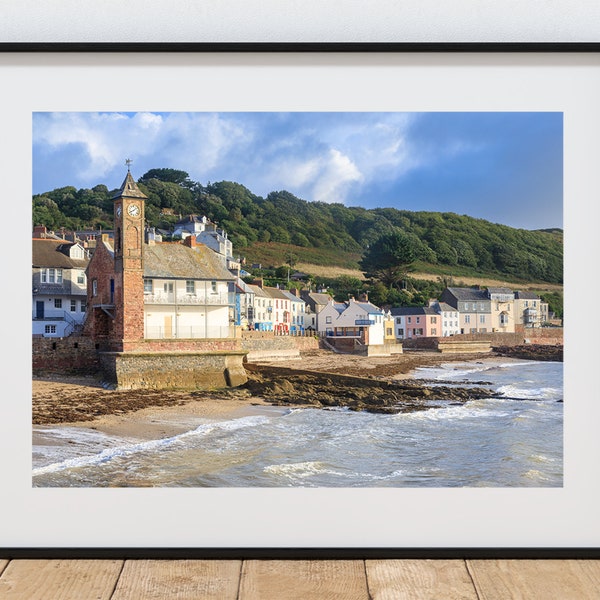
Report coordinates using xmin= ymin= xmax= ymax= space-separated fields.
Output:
xmin=32 ymin=415 xmax=270 ymax=477
xmin=263 ymin=461 xmax=346 ymax=480
xmin=392 ymin=404 xmax=509 ymax=422
xmin=496 ymin=384 xmax=561 ymax=400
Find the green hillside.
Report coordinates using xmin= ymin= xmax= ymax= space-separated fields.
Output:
xmin=32 ymin=168 xmax=563 ymax=286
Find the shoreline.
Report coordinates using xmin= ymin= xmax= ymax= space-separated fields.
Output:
xmin=33 ymin=350 xmax=501 ymax=434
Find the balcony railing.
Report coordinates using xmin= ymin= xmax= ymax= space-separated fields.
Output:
xmin=144 ymin=292 xmax=233 ymax=306
xmin=145 ymin=325 xmax=235 ymax=339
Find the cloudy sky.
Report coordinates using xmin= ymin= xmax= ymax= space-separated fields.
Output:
xmin=32 ymin=111 xmax=563 ymax=230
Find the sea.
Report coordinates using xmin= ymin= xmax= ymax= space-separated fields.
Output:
xmin=32 ymin=357 xmax=563 ymax=488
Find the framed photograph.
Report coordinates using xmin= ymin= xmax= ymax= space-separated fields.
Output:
xmin=2 ymin=44 xmax=599 ymax=558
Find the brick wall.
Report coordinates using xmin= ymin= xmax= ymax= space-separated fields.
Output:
xmin=32 ymin=336 xmax=102 ymax=375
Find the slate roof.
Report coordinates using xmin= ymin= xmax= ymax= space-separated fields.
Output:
xmin=435 ymin=302 xmax=456 ymax=312
xmin=390 ymin=306 xmax=437 ymax=316
xmin=32 ymin=239 xmax=89 ymax=269
xmin=142 ymin=243 xmax=235 ymax=281
xmin=444 ymin=287 xmax=490 ymax=301
xmin=300 ymin=291 xmax=333 ymax=309
xmin=353 ymin=300 xmax=384 ymax=314
xmin=487 ymin=287 xmax=514 ymax=295
xmin=514 ymin=291 xmax=540 ymax=300
xmin=246 ymin=284 xmax=270 ymax=298
xmin=263 ymin=286 xmax=290 ymax=300
xmin=112 ymin=171 xmax=148 ymax=200
xmin=281 ymin=290 xmax=305 ymax=304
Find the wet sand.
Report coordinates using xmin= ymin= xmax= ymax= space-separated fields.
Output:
xmin=32 ymin=350 xmax=493 ymax=441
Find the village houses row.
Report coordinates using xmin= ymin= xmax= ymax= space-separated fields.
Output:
xmin=32 ymin=172 xmax=552 ymax=347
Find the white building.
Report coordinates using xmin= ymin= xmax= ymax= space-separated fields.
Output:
xmin=141 ymin=237 xmax=236 ymax=339
xmin=281 ymin=289 xmax=306 ymax=332
xmin=429 ymin=300 xmax=461 ymax=337
xmin=32 ymin=238 xmax=90 ymax=337
xmin=318 ymin=297 xmax=386 ymax=345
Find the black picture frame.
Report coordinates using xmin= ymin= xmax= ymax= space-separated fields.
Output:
xmin=6 ymin=40 xmax=599 ymax=560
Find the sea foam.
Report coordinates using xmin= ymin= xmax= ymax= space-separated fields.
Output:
xmin=32 ymin=415 xmax=270 ymax=477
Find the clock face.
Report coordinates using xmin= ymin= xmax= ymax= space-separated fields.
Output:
xmin=127 ymin=203 xmax=140 ymax=217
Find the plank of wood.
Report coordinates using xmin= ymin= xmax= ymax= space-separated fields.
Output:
xmin=239 ymin=559 xmax=369 ymax=599
xmin=366 ymin=559 xmax=478 ymax=599
xmin=468 ymin=559 xmax=600 ymax=600
xmin=0 ymin=559 xmax=123 ymax=600
xmin=111 ymin=559 xmax=241 ymax=600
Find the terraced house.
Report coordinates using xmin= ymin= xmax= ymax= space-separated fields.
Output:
xmin=32 ymin=237 xmax=90 ymax=337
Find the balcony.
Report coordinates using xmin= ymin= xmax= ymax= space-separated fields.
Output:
xmin=144 ymin=292 xmax=233 ymax=306
xmin=355 ymin=319 xmax=375 ymax=326
xmin=145 ymin=325 xmax=235 ymax=339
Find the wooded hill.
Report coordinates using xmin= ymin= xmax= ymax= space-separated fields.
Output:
xmin=32 ymin=168 xmax=563 ymax=285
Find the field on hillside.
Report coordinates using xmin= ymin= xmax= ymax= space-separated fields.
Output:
xmin=297 ymin=262 xmax=563 ymax=292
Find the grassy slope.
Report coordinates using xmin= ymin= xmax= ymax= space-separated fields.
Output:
xmin=242 ymin=242 xmax=563 ymax=292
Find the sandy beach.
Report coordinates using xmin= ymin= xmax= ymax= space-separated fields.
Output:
xmin=32 ymin=350 xmax=496 ymax=441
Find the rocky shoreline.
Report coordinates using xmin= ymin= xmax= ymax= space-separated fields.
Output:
xmin=492 ymin=344 xmax=563 ymax=362
xmin=243 ymin=363 xmax=496 ymax=414
xmin=32 ymin=347 xmax=562 ymax=424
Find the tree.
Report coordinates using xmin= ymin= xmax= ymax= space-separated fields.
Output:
xmin=139 ymin=168 xmax=191 ymax=186
xmin=359 ymin=230 xmax=416 ymax=289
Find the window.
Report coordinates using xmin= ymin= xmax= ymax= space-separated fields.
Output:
xmin=70 ymin=300 xmax=76 ymax=312
xmin=396 ymin=317 xmax=402 ymax=324
xmin=407 ymin=317 xmax=412 ymax=324
xmin=415 ymin=328 xmax=424 ymax=336
xmin=211 ymin=281 xmax=217 ymax=294
xmin=144 ymin=279 xmax=153 ymax=293
xmin=80 ymin=300 xmax=86 ymax=312
xmin=416 ymin=317 xmax=421 ymax=323
xmin=480 ymin=314 xmax=486 ymax=323
xmin=54 ymin=299 xmax=62 ymax=309
xmin=386 ymin=328 xmax=393 ymax=336
xmin=41 ymin=268 xmax=63 ymax=284
xmin=186 ymin=280 xmax=195 ymax=294
xmin=500 ymin=313 xmax=509 ymax=325
xmin=325 ymin=316 xmax=332 ymax=324
xmin=77 ymin=271 xmax=85 ymax=284
xmin=465 ymin=315 xmax=471 ymax=323
xmin=397 ymin=328 xmax=404 ymax=337
xmin=44 ymin=325 xmax=56 ymax=334
xmin=431 ymin=316 xmax=437 ymax=324
xmin=431 ymin=328 xmax=437 ymax=335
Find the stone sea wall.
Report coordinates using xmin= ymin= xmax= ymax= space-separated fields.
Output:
xmin=98 ymin=350 xmax=248 ymax=390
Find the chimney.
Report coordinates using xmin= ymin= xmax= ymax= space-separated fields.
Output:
xmin=33 ymin=225 xmax=47 ymax=238
xmin=183 ymin=234 xmax=197 ymax=248
xmin=359 ymin=292 xmax=369 ymax=302
xmin=291 ymin=288 xmax=299 ymax=297
xmin=101 ymin=233 xmax=111 ymax=243
xmin=252 ymin=278 xmax=264 ymax=289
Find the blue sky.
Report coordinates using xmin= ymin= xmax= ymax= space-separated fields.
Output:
xmin=32 ymin=112 xmax=563 ymax=230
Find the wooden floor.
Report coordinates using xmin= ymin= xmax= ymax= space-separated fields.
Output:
xmin=0 ymin=559 xmax=599 ymax=599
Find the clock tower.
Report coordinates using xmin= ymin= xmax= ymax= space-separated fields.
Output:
xmin=112 ymin=161 xmax=147 ymax=348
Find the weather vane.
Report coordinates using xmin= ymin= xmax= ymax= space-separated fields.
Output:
xmin=125 ymin=158 xmax=133 ymax=172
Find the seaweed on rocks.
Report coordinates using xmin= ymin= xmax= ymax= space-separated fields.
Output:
xmin=242 ymin=364 xmax=496 ymax=415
